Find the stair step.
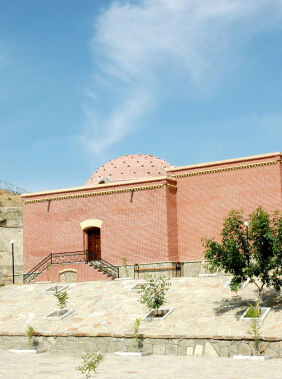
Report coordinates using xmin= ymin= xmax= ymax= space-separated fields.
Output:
xmin=89 ymin=264 xmax=115 ymax=279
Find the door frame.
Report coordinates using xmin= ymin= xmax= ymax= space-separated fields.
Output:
xmin=80 ymin=219 xmax=103 ymax=261
xmin=83 ymin=227 xmax=101 ymax=261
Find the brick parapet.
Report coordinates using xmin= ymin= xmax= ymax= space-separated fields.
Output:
xmin=167 ymin=152 xmax=281 ymax=176
xmin=21 ymin=177 xmax=176 ymax=203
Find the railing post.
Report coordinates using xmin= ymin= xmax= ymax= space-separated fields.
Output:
xmin=176 ymin=262 xmax=181 ymax=277
xmin=134 ymin=264 xmax=138 ymax=279
xmin=50 ymin=253 xmax=52 ymax=265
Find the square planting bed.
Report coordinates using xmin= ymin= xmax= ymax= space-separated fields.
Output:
xmin=114 ymin=352 xmax=152 ymax=356
xmin=224 ymin=278 xmax=250 ymax=289
xmin=233 ymin=355 xmax=271 ymax=360
xmin=45 ymin=308 xmax=74 ymax=320
xmin=42 ymin=285 xmax=68 ymax=293
xmin=8 ymin=348 xmax=47 ymax=354
xmin=198 ymin=273 xmax=218 ymax=277
xmin=240 ymin=307 xmax=270 ymax=321
xmin=143 ymin=308 xmax=174 ymax=321
xmin=129 ymin=282 xmax=148 ymax=291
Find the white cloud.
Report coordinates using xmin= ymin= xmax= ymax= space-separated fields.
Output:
xmin=82 ymin=0 xmax=282 ymax=153
xmin=82 ymin=88 xmax=152 ymax=154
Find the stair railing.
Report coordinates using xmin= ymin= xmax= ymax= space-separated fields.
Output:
xmin=23 ymin=253 xmax=52 ymax=284
xmin=88 ymin=254 xmax=119 ymax=279
xmin=23 ymin=250 xmax=119 ymax=283
xmin=23 ymin=250 xmax=87 ymax=283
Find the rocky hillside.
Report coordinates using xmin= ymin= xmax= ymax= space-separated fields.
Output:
xmin=0 ymin=190 xmax=22 ymax=207
xmin=0 ymin=190 xmax=23 ymax=284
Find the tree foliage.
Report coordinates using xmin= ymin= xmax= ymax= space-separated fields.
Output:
xmin=133 ymin=317 xmax=142 ymax=352
xmin=54 ymin=289 xmax=69 ymax=310
xmin=26 ymin=325 xmax=35 ymax=348
xmin=139 ymin=277 xmax=171 ymax=311
xmin=77 ymin=349 xmax=104 ymax=378
xmin=204 ymin=207 xmax=281 ymax=304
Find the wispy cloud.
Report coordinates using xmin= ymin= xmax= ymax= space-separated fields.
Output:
xmin=82 ymin=0 xmax=282 ymax=154
xmin=82 ymin=88 xmax=152 ymax=154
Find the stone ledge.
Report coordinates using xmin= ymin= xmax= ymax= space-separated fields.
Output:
xmin=1 ymin=332 xmax=280 ymax=343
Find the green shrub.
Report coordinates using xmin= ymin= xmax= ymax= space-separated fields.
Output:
xmin=46 ymin=263 xmax=51 ymax=281
xmin=245 ymin=304 xmax=261 ymax=318
xmin=77 ymin=349 xmax=104 ymax=378
xmin=139 ymin=277 xmax=171 ymax=314
xmin=247 ymin=312 xmax=262 ymax=355
xmin=122 ymin=257 xmax=129 ymax=277
xmin=54 ymin=289 xmax=69 ymax=310
xmin=26 ymin=325 xmax=35 ymax=348
xmin=133 ymin=317 xmax=142 ymax=352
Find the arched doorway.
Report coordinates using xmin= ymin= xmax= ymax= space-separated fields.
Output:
xmin=87 ymin=227 xmax=101 ymax=261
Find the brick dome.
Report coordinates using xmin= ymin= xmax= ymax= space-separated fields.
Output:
xmin=86 ymin=154 xmax=174 ymax=186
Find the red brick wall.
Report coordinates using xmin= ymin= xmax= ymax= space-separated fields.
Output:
xmin=23 ymin=153 xmax=282 ymax=281
xmin=172 ymin=155 xmax=281 ymax=261
xmin=34 ymin=263 xmax=110 ymax=282
xmin=23 ymin=179 xmax=175 ymax=274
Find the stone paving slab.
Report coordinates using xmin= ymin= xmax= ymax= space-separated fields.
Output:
xmin=0 ymin=351 xmax=281 ymax=378
xmin=0 ymin=277 xmax=281 ymax=338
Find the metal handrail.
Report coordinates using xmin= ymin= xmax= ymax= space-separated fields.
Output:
xmin=51 ymin=250 xmax=87 ymax=263
xmin=88 ymin=255 xmax=119 ymax=278
xmin=28 ymin=253 xmax=51 ymax=274
xmin=23 ymin=254 xmax=52 ymax=283
xmin=23 ymin=250 xmax=87 ymax=283
xmin=23 ymin=250 xmax=119 ymax=283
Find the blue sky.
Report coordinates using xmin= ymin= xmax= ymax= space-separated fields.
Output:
xmin=0 ymin=0 xmax=281 ymax=192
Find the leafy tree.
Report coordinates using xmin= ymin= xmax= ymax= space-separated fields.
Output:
xmin=204 ymin=207 xmax=281 ymax=306
xmin=139 ymin=277 xmax=171 ymax=314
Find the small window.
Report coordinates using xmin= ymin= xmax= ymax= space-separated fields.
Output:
xmin=98 ymin=177 xmax=110 ymax=184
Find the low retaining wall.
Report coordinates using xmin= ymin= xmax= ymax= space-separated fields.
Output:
xmin=0 ymin=334 xmax=281 ymax=358
xmin=0 ymin=268 xmax=23 ymax=285
xmin=118 ymin=260 xmax=225 ymax=279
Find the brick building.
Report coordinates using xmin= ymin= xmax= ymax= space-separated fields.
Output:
xmin=22 ymin=152 xmax=281 ymax=283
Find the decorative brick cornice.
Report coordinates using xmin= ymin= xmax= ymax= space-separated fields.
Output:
xmin=23 ymin=183 xmax=166 ymax=204
xmin=170 ymin=160 xmax=277 ymax=179
xmin=166 ymin=183 xmax=177 ymax=190
xmin=167 ymin=152 xmax=281 ymax=172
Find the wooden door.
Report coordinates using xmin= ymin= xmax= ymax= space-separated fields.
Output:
xmin=87 ymin=228 xmax=101 ymax=260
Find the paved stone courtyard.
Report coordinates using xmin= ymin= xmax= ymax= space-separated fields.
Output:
xmin=0 ymin=351 xmax=281 ymax=378
xmin=0 ymin=277 xmax=281 ymax=338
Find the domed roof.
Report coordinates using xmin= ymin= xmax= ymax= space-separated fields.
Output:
xmin=86 ymin=154 xmax=174 ymax=186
